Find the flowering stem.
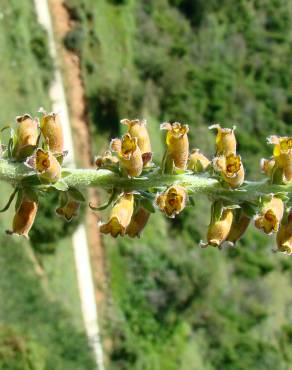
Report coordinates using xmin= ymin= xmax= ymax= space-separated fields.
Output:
xmin=0 ymin=160 xmax=291 ymax=205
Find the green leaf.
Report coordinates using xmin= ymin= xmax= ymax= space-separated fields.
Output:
xmin=212 ymin=200 xmax=224 ymax=222
xmin=15 ymin=189 xmax=23 ymax=212
xmin=89 ymin=190 xmax=117 ymax=211
xmin=52 ymin=181 xmax=69 ymax=191
xmin=68 ymin=187 xmax=86 ymax=202
xmin=61 ymin=170 xmax=72 ymax=178
xmin=0 ymin=188 xmax=18 ymax=213
xmin=23 ymin=188 xmax=39 ymax=203
xmin=21 ymin=174 xmax=41 ymax=186
xmin=274 ymin=192 xmax=289 ymax=202
xmin=140 ymin=197 xmax=155 ymax=213
xmin=241 ymin=202 xmax=258 ymax=218
xmin=59 ymin=191 xmax=69 ymax=208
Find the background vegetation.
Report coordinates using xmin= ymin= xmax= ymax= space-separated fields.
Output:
xmin=63 ymin=0 xmax=292 ymax=369
xmin=0 ymin=1 xmax=94 ymax=369
xmin=1 ymin=0 xmax=292 ymax=369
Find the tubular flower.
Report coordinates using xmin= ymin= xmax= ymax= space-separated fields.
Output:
xmin=35 ymin=149 xmax=61 ymax=183
xmin=56 ymin=200 xmax=80 ymax=221
xmin=268 ymin=135 xmax=292 ymax=182
xmin=203 ymin=208 xmax=234 ymax=248
xmin=95 ymin=150 xmax=119 ymax=169
xmin=155 ymin=185 xmax=187 ymax=218
xmin=226 ymin=212 xmax=250 ymax=246
xmin=111 ymin=133 xmax=143 ymax=177
xmin=209 ymin=124 xmax=237 ymax=156
xmin=10 ymin=198 xmax=38 ymax=238
xmin=126 ymin=207 xmax=151 ymax=238
xmin=121 ymin=119 xmax=152 ymax=165
xmin=13 ymin=114 xmax=38 ymax=161
xmin=187 ymin=149 xmax=210 ymax=172
xmin=161 ymin=122 xmax=189 ymax=169
xmin=100 ymin=193 xmax=134 ymax=237
xmin=276 ymin=214 xmax=292 ymax=255
xmin=260 ymin=158 xmax=275 ymax=176
xmin=40 ymin=111 xmax=64 ymax=153
xmin=214 ymin=153 xmax=244 ymax=188
xmin=254 ymin=197 xmax=284 ymax=234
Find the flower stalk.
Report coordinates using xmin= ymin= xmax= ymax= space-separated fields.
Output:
xmin=1 ymin=110 xmax=292 ymax=252
xmin=0 ymin=160 xmax=291 ymax=202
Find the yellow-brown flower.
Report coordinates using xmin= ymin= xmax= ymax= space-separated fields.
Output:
xmin=214 ymin=153 xmax=244 ymax=188
xmin=100 ymin=193 xmax=134 ymax=237
xmin=40 ymin=111 xmax=64 ymax=153
xmin=268 ymin=135 xmax=292 ymax=182
xmin=276 ymin=214 xmax=292 ymax=255
xmin=35 ymin=149 xmax=61 ymax=183
xmin=209 ymin=124 xmax=237 ymax=156
xmin=10 ymin=198 xmax=38 ymax=238
xmin=187 ymin=149 xmax=210 ymax=172
xmin=126 ymin=207 xmax=151 ymax=238
xmin=203 ymin=208 xmax=233 ymax=248
xmin=226 ymin=212 xmax=250 ymax=246
xmin=155 ymin=185 xmax=187 ymax=218
xmin=254 ymin=197 xmax=284 ymax=234
xmin=13 ymin=114 xmax=38 ymax=161
xmin=56 ymin=200 xmax=80 ymax=221
xmin=110 ymin=133 xmax=143 ymax=177
xmin=260 ymin=158 xmax=275 ymax=176
xmin=121 ymin=119 xmax=152 ymax=165
xmin=95 ymin=150 xmax=119 ymax=168
xmin=161 ymin=122 xmax=189 ymax=169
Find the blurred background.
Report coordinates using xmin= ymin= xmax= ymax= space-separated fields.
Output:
xmin=0 ymin=0 xmax=292 ymax=369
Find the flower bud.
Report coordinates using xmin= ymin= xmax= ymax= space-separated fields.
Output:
xmin=13 ymin=114 xmax=38 ymax=161
xmin=260 ymin=158 xmax=275 ymax=176
xmin=213 ymin=153 xmax=244 ymax=188
xmin=204 ymin=208 xmax=233 ymax=248
xmin=254 ymin=197 xmax=284 ymax=234
xmin=56 ymin=200 xmax=80 ymax=221
xmin=121 ymin=119 xmax=152 ymax=165
xmin=276 ymin=214 xmax=292 ymax=255
xmin=100 ymin=193 xmax=134 ymax=237
xmin=35 ymin=149 xmax=61 ymax=183
xmin=226 ymin=212 xmax=250 ymax=246
xmin=209 ymin=124 xmax=236 ymax=156
xmin=10 ymin=198 xmax=38 ymax=238
xmin=155 ymin=185 xmax=187 ymax=218
xmin=40 ymin=111 xmax=64 ymax=153
xmin=268 ymin=135 xmax=292 ymax=182
xmin=160 ymin=122 xmax=189 ymax=169
xmin=95 ymin=150 xmax=119 ymax=169
xmin=126 ymin=207 xmax=151 ymax=238
xmin=110 ymin=133 xmax=143 ymax=177
xmin=187 ymin=149 xmax=210 ymax=172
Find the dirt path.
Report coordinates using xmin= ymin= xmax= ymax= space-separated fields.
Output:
xmin=34 ymin=0 xmax=106 ymax=369
xmin=48 ymin=0 xmax=107 ymax=318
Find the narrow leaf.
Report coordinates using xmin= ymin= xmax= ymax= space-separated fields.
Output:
xmin=68 ymin=187 xmax=86 ymax=202
xmin=89 ymin=190 xmax=117 ymax=211
xmin=15 ymin=189 xmax=23 ymax=212
xmin=0 ymin=188 xmax=18 ymax=213
xmin=52 ymin=181 xmax=69 ymax=191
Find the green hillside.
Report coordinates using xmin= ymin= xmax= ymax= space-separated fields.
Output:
xmin=0 ymin=1 xmax=94 ymax=369
xmin=63 ymin=0 xmax=292 ymax=369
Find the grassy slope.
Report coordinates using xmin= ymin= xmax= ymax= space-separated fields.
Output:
xmin=0 ymin=1 xmax=94 ymax=369
xmin=64 ymin=0 xmax=292 ymax=369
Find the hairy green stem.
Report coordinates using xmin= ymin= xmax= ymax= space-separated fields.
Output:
xmin=0 ymin=160 xmax=291 ymax=204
